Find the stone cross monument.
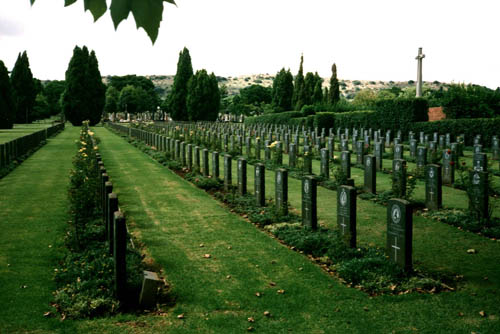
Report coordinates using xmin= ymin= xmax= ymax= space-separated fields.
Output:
xmin=415 ymin=47 xmax=425 ymax=97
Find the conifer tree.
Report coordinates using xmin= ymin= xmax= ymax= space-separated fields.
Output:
xmin=0 ymin=60 xmax=15 ymax=129
xmin=313 ymin=80 xmax=323 ymax=105
xmin=11 ymin=51 xmax=36 ymax=124
xmin=186 ymin=70 xmax=220 ymax=121
xmin=168 ymin=47 xmax=193 ymax=121
xmin=292 ymin=54 xmax=305 ymax=110
xmin=272 ymin=68 xmax=294 ymax=112
xmin=329 ymin=63 xmax=340 ymax=104
xmin=63 ymin=46 xmax=105 ymax=125
xmin=104 ymin=86 xmax=119 ymax=116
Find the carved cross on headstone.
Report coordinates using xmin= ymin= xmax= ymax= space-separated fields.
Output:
xmin=415 ymin=47 xmax=425 ymax=97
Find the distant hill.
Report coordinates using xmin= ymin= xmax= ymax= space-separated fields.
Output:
xmin=100 ymin=74 xmax=448 ymax=100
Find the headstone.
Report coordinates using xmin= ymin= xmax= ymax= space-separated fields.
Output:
xmin=392 ymin=159 xmax=407 ymax=198
xmin=202 ymin=149 xmax=209 ymax=177
xmin=386 ymin=199 xmax=413 ymax=270
xmin=409 ymin=139 xmax=417 ymax=158
xmin=289 ymin=143 xmax=297 ymax=168
xmin=212 ymin=151 xmax=219 ymax=178
xmin=416 ymin=147 xmax=427 ymax=170
xmin=442 ymin=149 xmax=455 ymax=185
xmin=113 ymin=211 xmax=127 ymax=301
xmin=469 ymin=170 xmax=489 ymax=219
xmin=275 ymin=168 xmax=288 ymax=216
xmin=341 ymin=151 xmax=351 ymax=179
xmin=265 ymin=140 xmax=271 ymax=161
xmin=255 ymin=163 xmax=266 ymax=206
xmin=194 ymin=146 xmax=201 ymax=173
xmin=275 ymin=141 xmax=283 ymax=165
xmin=187 ymin=144 xmax=193 ymax=169
xmin=303 ymin=145 xmax=312 ymax=174
xmin=337 ymin=185 xmax=356 ymax=247
xmin=107 ymin=193 xmax=118 ymax=254
xmin=255 ymin=138 xmax=261 ymax=160
xmin=302 ymin=176 xmax=317 ymax=229
xmin=374 ymin=141 xmax=383 ymax=171
xmin=224 ymin=154 xmax=232 ymax=191
xmin=473 ymin=153 xmax=488 ymax=172
xmin=327 ymin=137 xmax=334 ymax=159
xmin=492 ymin=136 xmax=499 ymax=160
xmin=356 ymin=140 xmax=365 ymax=165
xmin=425 ymin=164 xmax=442 ymax=210
xmin=394 ymin=144 xmax=403 ymax=160
xmin=237 ymin=157 xmax=247 ymax=195
xmin=340 ymin=139 xmax=349 ymax=152
xmin=364 ymin=155 xmax=376 ymax=193
xmin=320 ymin=148 xmax=329 ymax=179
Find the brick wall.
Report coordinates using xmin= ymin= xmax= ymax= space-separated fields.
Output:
xmin=428 ymin=107 xmax=446 ymax=122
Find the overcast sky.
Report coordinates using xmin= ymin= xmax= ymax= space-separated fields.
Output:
xmin=0 ymin=0 xmax=499 ymax=88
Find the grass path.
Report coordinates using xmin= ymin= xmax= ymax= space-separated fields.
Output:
xmin=0 ymin=122 xmax=54 ymax=144
xmin=0 ymin=126 xmax=79 ymax=333
xmin=96 ymin=127 xmax=500 ymax=333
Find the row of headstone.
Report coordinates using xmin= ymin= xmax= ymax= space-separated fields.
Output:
xmin=96 ymin=153 xmax=127 ymax=302
xmin=0 ymin=123 xmax=65 ymax=170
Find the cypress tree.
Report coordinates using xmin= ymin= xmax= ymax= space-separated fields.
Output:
xmin=11 ymin=51 xmax=36 ymax=124
xmin=313 ymin=80 xmax=323 ymax=105
xmin=292 ymin=54 xmax=305 ymax=111
xmin=186 ymin=70 xmax=220 ymax=121
xmin=0 ymin=60 xmax=15 ymax=129
xmin=63 ymin=46 xmax=105 ymax=126
xmin=329 ymin=63 xmax=340 ymax=104
xmin=272 ymin=68 xmax=294 ymax=112
xmin=168 ymin=47 xmax=193 ymax=121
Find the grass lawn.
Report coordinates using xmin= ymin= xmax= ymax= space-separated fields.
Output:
xmin=95 ymin=127 xmax=500 ymax=334
xmin=0 ymin=126 xmax=80 ymax=333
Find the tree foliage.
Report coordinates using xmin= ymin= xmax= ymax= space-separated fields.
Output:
xmin=439 ymin=83 xmax=500 ymax=119
xmin=239 ymin=84 xmax=272 ymax=105
xmin=30 ymin=0 xmax=176 ymax=44
xmin=272 ymin=68 xmax=294 ymax=112
xmin=108 ymin=75 xmax=158 ymax=112
xmin=62 ymin=46 xmax=105 ymax=126
xmin=329 ymin=63 xmax=340 ymax=104
xmin=292 ymin=54 xmax=305 ymax=110
xmin=0 ymin=60 xmax=15 ymax=129
xmin=104 ymin=85 xmax=120 ymax=115
xmin=118 ymin=84 xmax=149 ymax=114
xmin=167 ymin=47 xmax=193 ymax=121
xmin=186 ymin=69 xmax=220 ymax=121
xmin=11 ymin=51 xmax=36 ymax=124
xmin=43 ymin=81 xmax=66 ymax=116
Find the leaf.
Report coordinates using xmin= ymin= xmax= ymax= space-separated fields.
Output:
xmin=110 ymin=0 xmax=132 ymax=29
xmin=30 ymin=0 xmax=36 ymax=5
xmin=131 ymin=0 xmax=164 ymax=43
xmin=84 ymin=0 xmax=107 ymax=22
xmin=64 ymin=0 xmax=78 ymax=6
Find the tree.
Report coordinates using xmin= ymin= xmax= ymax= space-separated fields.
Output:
xmin=108 ymin=75 xmax=159 ymax=112
xmin=271 ymin=68 xmax=294 ymax=112
xmin=292 ymin=54 xmax=305 ymax=110
xmin=104 ymin=85 xmax=119 ymax=116
xmin=0 ymin=60 xmax=15 ymax=129
xmin=329 ymin=63 xmax=340 ymax=104
xmin=313 ymin=80 xmax=323 ymax=105
xmin=352 ymin=89 xmax=377 ymax=109
xmin=62 ymin=46 xmax=105 ymax=125
xmin=239 ymin=84 xmax=272 ymax=105
xmin=43 ymin=81 xmax=66 ymax=116
xmin=167 ymin=47 xmax=193 ymax=121
xmin=11 ymin=51 xmax=36 ymax=124
xmin=30 ymin=0 xmax=176 ymax=44
xmin=119 ymin=85 xmax=149 ymax=114
xmin=32 ymin=93 xmax=50 ymax=121
xmin=186 ymin=69 xmax=220 ymax=121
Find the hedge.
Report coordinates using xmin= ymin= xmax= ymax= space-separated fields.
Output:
xmin=375 ymin=98 xmax=429 ymax=134
xmin=410 ymin=118 xmax=500 ymax=146
xmin=244 ymin=111 xmax=303 ymax=126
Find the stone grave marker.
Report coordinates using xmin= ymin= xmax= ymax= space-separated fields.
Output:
xmin=492 ymin=136 xmax=499 ymax=160
xmin=237 ymin=157 xmax=247 ymax=195
xmin=337 ymin=185 xmax=356 ymax=247
xmin=416 ymin=146 xmax=427 ymax=170
xmin=289 ymin=143 xmax=297 ymax=168
xmin=364 ymin=155 xmax=376 ymax=193
xmin=394 ymin=144 xmax=403 ymax=160
xmin=275 ymin=141 xmax=283 ymax=165
xmin=341 ymin=151 xmax=351 ymax=179
xmin=442 ymin=149 xmax=455 ymax=185
xmin=409 ymin=139 xmax=417 ymax=158
xmin=202 ymin=149 xmax=209 ymax=176
xmin=212 ymin=151 xmax=219 ymax=178
xmin=374 ymin=141 xmax=383 ymax=171
xmin=473 ymin=153 xmax=488 ymax=172
xmin=303 ymin=145 xmax=312 ymax=174
xmin=302 ymin=176 xmax=317 ymax=229
xmin=392 ymin=159 xmax=407 ymax=198
xmin=356 ymin=140 xmax=365 ymax=165
xmin=386 ymin=199 xmax=413 ymax=271
xmin=113 ymin=211 xmax=127 ymax=301
xmin=275 ymin=168 xmax=288 ymax=216
xmin=320 ymin=148 xmax=329 ymax=179
xmin=224 ymin=154 xmax=232 ymax=191
xmin=187 ymin=144 xmax=193 ymax=169
xmin=255 ymin=163 xmax=266 ymax=206
xmin=469 ymin=170 xmax=489 ymax=219
xmin=194 ymin=146 xmax=201 ymax=173
xmin=425 ymin=164 xmax=442 ymax=210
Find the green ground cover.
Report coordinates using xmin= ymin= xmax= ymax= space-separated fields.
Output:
xmin=100 ymin=126 xmax=500 ymax=333
xmin=0 ymin=122 xmax=55 ymax=144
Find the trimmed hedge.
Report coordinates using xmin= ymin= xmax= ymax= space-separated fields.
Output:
xmin=244 ymin=111 xmax=302 ymax=126
xmin=410 ymin=118 xmax=500 ymax=146
xmin=333 ymin=110 xmax=379 ymax=130
xmin=375 ymin=98 xmax=429 ymax=134
xmin=313 ymin=112 xmax=336 ymax=130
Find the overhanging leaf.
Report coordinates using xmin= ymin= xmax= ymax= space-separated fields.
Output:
xmin=110 ymin=0 xmax=132 ymax=29
xmin=84 ymin=0 xmax=107 ymax=22
xmin=30 ymin=0 xmax=36 ymax=5
xmin=131 ymin=0 xmax=164 ymax=43
xmin=64 ymin=0 xmax=78 ymax=6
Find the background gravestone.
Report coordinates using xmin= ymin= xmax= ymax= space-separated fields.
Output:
xmin=194 ymin=146 xmax=201 ymax=173
xmin=473 ymin=153 xmax=488 ymax=172
xmin=469 ymin=170 xmax=489 ymax=220
xmin=374 ymin=141 xmax=383 ymax=171
xmin=303 ymin=145 xmax=312 ymax=174
xmin=302 ymin=176 xmax=317 ymax=229
xmin=341 ymin=151 xmax=351 ymax=179
xmin=320 ymin=148 xmax=329 ymax=179
xmin=392 ymin=159 xmax=407 ymax=198
xmin=212 ymin=151 xmax=219 ymax=178
xmin=416 ymin=147 xmax=427 ymax=170
xmin=386 ymin=198 xmax=413 ymax=271
xmin=425 ymin=164 xmax=442 ymax=210
xmin=255 ymin=163 xmax=266 ymax=206
xmin=337 ymin=185 xmax=356 ymax=247
xmin=224 ymin=154 xmax=232 ymax=191
xmin=275 ymin=168 xmax=288 ymax=216
xmin=113 ymin=211 xmax=127 ymax=301
xmin=442 ymin=149 xmax=455 ymax=185
xmin=202 ymin=149 xmax=209 ymax=177
xmin=364 ymin=155 xmax=376 ymax=194
xmin=237 ymin=157 xmax=247 ymax=195
xmin=394 ymin=144 xmax=403 ymax=160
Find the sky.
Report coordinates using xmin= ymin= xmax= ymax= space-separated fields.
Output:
xmin=0 ymin=0 xmax=499 ymax=89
